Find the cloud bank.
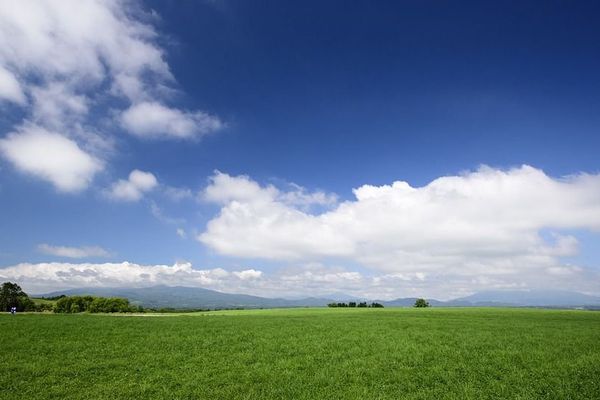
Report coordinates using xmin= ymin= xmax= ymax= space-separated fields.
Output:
xmin=1 ymin=260 xmax=597 ymax=300
xmin=0 ymin=262 xmax=264 ymax=295
xmin=197 ymin=166 xmax=600 ymax=296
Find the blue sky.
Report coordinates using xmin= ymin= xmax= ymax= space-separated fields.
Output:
xmin=0 ymin=0 xmax=599 ymax=299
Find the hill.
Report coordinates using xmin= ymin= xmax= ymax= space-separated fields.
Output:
xmin=38 ymin=285 xmax=333 ymax=309
xmin=37 ymin=286 xmax=600 ymax=310
xmin=452 ymin=289 xmax=600 ymax=307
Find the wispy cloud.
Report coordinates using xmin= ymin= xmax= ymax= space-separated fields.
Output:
xmin=0 ymin=1 xmax=223 ymax=191
xmin=37 ymin=244 xmax=111 ymax=259
xmin=149 ymin=201 xmax=186 ymax=225
xmin=121 ymin=102 xmax=223 ymax=140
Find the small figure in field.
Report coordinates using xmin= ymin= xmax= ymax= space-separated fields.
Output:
xmin=10 ymin=306 xmax=16 ymax=315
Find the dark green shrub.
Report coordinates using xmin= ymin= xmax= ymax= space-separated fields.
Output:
xmin=414 ymin=298 xmax=430 ymax=308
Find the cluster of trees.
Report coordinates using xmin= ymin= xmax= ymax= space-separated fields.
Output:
xmin=0 ymin=282 xmax=36 ymax=312
xmin=55 ymin=295 xmax=142 ymax=313
xmin=327 ymin=298 xmax=432 ymax=308
xmin=414 ymin=298 xmax=430 ymax=308
xmin=328 ymin=301 xmax=384 ymax=308
xmin=1 ymin=282 xmax=142 ymax=313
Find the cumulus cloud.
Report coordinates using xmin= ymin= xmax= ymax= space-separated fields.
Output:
xmin=0 ymin=261 xmax=264 ymax=294
xmin=38 ymin=244 xmax=111 ymax=259
xmin=121 ymin=102 xmax=223 ymax=140
xmin=107 ymin=169 xmax=158 ymax=202
xmin=203 ymin=171 xmax=337 ymax=208
xmin=232 ymin=269 xmax=262 ymax=280
xmin=0 ymin=1 xmax=223 ymax=190
xmin=0 ymin=125 xmax=103 ymax=192
xmin=197 ymin=166 xmax=600 ymax=295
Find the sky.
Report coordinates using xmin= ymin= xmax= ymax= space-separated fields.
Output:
xmin=1 ymin=0 xmax=599 ymax=299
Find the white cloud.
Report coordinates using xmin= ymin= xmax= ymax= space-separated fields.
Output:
xmin=0 ymin=65 xmax=26 ymax=104
xmin=121 ymin=101 xmax=223 ymax=140
xmin=232 ymin=269 xmax=262 ymax=280
xmin=38 ymin=244 xmax=110 ymax=259
xmin=0 ymin=1 xmax=223 ymax=190
xmin=1 ymin=259 xmax=598 ymax=300
xmin=0 ymin=125 xmax=103 ymax=192
xmin=203 ymin=171 xmax=337 ymax=208
xmin=203 ymin=171 xmax=279 ymax=204
xmin=198 ymin=166 xmax=600 ymax=295
xmin=0 ymin=0 xmax=170 ymax=102
xmin=30 ymin=82 xmax=89 ymax=129
xmin=107 ymin=169 xmax=158 ymax=202
xmin=279 ymin=183 xmax=338 ymax=208
xmin=0 ymin=261 xmax=263 ymax=294
xmin=176 ymin=228 xmax=187 ymax=239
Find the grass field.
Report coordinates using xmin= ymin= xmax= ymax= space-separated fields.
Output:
xmin=1 ymin=307 xmax=599 ymax=399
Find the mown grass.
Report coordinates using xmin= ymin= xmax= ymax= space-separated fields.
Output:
xmin=1 ymin=307 xmax=599 ymax=399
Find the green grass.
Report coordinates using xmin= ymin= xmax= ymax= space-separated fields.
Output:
xmin=1 ymin=308 xmax=599 ymax=399
xmin=31 ymin=298 xmax=57 ymax=306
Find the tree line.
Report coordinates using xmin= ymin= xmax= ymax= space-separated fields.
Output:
xmin=327 ymin=301 xmax=384 ymax=308
xmin=54 ymin=295 xmax=142 ymax=313
xmin=1 ymin=282 xmax=141 ymax=313
xmin=328 ymin=298 xmax=432 ymax=308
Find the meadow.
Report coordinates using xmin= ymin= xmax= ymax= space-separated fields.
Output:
xmin=1 ymin=307 xmax=599 ymax=399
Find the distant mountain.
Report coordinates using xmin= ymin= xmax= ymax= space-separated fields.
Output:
xmin=38 ymin=285 xmax=333 ymax=309
xmin=383 ymin=290 xmax=600 ymax=308
xmin=36 ymin=286 xmax=600 ymax=310
xmin=381 ymin=298 xmax=448 ymax=307
xmin=318 ymin=292 xmax=365 ymax=302
xmin=452 ymin=290 xmax=600 ymax=307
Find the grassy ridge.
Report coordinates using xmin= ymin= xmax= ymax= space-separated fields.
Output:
xmin=1 ymin=308 xmax=599 ymax=399
xmin=30 ymin=298 xmax=57 ymax=306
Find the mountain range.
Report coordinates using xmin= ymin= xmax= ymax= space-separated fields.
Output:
xmin=37 ymin=286 xmax=600 ymax=310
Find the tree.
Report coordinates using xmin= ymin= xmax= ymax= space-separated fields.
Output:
xmin=55 ymin=295 xmax=135 ymax=313
xmin=414 ymin=298 xmax=430 ymax=308
xmin=0 ymin=282 xmax=35 ymax=311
